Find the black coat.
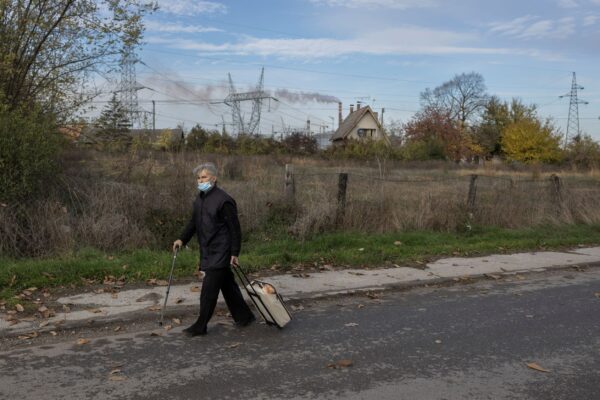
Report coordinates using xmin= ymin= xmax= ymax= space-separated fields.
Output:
xmin=179 ymin=185 xmax=241 ymax=270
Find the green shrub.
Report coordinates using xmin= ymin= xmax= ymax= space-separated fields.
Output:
xmin=0 ymin=102 xmax=64 ymax=203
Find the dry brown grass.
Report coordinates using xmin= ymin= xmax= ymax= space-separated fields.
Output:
xmin=2 ymin=148 xmax=600 ymax=257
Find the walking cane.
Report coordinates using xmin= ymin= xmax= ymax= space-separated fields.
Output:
xmin=159 ymin=247 xmax=179 ymax=326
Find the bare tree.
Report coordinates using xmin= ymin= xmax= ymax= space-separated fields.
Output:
xmin=420 ymin=72 xmax=488 ymax=127
xmin=0 ymin=0 xmax=156 ymax=117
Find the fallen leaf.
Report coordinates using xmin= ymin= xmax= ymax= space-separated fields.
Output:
xmin=146 ymin=278 xmax=157 ymax=286
xmin=111 ymin=293 xmax=118 ymax=299
xmin=292 ymin=273 xmax=311 ymax=278
xmin=15 ymin=304 xmax=24 ymax=312
xmin=87 ymin=308 xmax=103 ymax=314
xmin=594 ymin=292 xmax=600 ymax=298
xmin=114 ymin=326 xmax=121 ymax=332
xmin=22 ymin=290 xmax=32 ymax=297
xmin=526 ymin=362 xmax=550 ymax=373
xmin=163 ymin=325 xmax=172 ymax=331
xmin=39 ymin=320 xmax=49 ymax=328
xmin=18 ymin=335 xmax=31 ymax=340
xmin=148 ymin=305 xmax=161 ymax=312
xmin=357 ymin=304 xmax=365 ymax=309
xmin=50 ymin=331 xmax=58 ymax=336
xmin=485 ymin=274 xmax=502 ymax=280
xmin=93 ymin=288 xmax=105 ymax=294
xmin=150 ymin=331 xmax=162 ymax=337
xmin=326 ymin=359 xmax=354 ymax=369
xmin=344 ymin=323 xmax=359 ymax=327
xmin=155 ymin=280 xmax=169 ymax=286
xmin=109 ymin=375 xmax=126 ymax=381
xmin=110 ymin=368 xmax=122 ymax=375
xmin=172 ymin=318 xmax=181 ymax=325
xmin=190 ymin=286 xmax=200 ymax=292
xmin=227 ymin=342 xmax=241 ymax=349
xmin=76 ymin=338 xmax=90 ymax=345
xmin=394 ymin=241 xmax=402 ymax=246
xmin=9 ymin=320 xmax=19 ymax=326
xmin=38 ymin=305 xmax=48 ymax=313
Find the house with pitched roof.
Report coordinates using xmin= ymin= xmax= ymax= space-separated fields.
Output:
xmin=330 ymin=103 xmax=390 ymax=145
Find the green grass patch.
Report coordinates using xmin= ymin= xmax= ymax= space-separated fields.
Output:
xmin=2 ymin=224 xmax=600 ymax=304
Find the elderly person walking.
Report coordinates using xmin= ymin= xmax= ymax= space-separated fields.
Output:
xmin=173 ymin=162 xmax=255 ymax=336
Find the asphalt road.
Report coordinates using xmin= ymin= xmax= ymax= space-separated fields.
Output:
xmin=1 ymin=268 xmax=599 ymax=400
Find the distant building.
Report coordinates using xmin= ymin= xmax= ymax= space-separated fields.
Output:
xmin=331 ymin=104 xmax=389 ymax=145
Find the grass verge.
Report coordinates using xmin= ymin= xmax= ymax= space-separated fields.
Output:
xmin=2 ymin=224 xmax=600 ymax=305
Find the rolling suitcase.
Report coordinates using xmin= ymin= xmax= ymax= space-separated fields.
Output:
xmin=232 ymin=264 xmax=292 ymax=329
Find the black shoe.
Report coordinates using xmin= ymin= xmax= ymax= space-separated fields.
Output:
xmin=182 ymin=323 xmax=207 ymax=337
xmin=236 ymin=315 xmax=256 ymax=327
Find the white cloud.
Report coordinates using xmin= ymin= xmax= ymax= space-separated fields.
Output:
xmin=490 ymin=15 xmax=576 ymax=39
xmin=583 ymin=15 xmax=599 ymax=25
xmin=157 ymin=0 xmax=226 ymax=16
xmin=148 ymin=27 xmax=531 ymax=59
xmin=557 ymin=0 xmax=579 ymax=8
xmin=308 ymin=0 xmax=436 ymax=9
xmin=145 ymin=20 xmax=222 ymax=33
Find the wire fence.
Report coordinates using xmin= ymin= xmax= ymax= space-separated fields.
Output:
xmin=281 ymin=164 xmax=600 ymax=234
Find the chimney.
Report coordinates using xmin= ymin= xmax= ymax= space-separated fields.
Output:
xmin=349 ymin=104 xmax=354 ymax=114
xmin=356 ymin=101 xmax=361 ymax=110
xmin=338 ymin=102 xmax=342 ymax=128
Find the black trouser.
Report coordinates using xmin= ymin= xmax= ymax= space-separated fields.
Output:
xmin=196 ymin=267 xmax=254 ymax=331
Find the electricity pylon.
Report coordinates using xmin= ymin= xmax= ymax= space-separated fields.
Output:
xmin=212 ymin=68 xmax=276 ymax=135
xmin=119 ymin=45 xmax=142 ymax=128
xmin=559 ymin=72 xmax=588 ymax=147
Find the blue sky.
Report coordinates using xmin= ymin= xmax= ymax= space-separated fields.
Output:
xmin=102 ymin=0 xmax=600 ymax=139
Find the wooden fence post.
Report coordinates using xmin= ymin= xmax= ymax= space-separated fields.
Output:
xmin=549 ymin=174 xmax=562 ymax=215
xmin=284 ymin=164 xmax=295 ymax=202
xmin=467 ymin=174 xmax=478 ymax=210
xmin=336 ymin=173 xmax=348 ymax=225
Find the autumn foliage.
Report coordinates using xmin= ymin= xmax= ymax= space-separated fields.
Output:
xmin=501 ymin=119 xmax=562 ymax=164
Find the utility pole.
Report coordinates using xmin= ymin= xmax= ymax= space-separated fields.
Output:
xmin=152 ymin=100 xmax=156 ymax=133
xmin=559 ymin=72 xmax=588 ymax=147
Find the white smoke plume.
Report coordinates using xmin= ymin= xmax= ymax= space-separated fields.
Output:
xmin=273 ymin=88 xmax=340 ymax=104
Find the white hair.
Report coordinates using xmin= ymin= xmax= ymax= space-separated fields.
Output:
xmin=193 ymin=162 xmax=218 ymax=177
